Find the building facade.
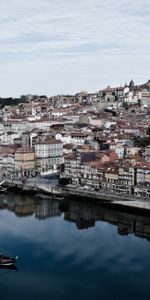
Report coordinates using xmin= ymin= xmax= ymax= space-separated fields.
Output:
xmin=35 ymin=138 xmax=63 ymax=171
xmin=15 ymin=148 xmax=35 ymax=178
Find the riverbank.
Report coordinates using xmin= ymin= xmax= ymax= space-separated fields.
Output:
xmin=2 ymin=180 xmax=150 ymax=214
xmin=61 ymin=185 xmax=150 ymax=213
xmin=62 ymin=184 xmax=139 ymax=202
xmin=3 ymin=179 xmax=61 ymax=195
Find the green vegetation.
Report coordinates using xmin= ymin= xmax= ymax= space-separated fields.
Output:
xmin=0 ymin=96 xmax=27 ymax=107
xmin=0 ymin=94 xmax=40 ymax=107
xmin=134 ymin=136 xmax=150 ymax=147
xmin=147 ymin=126 xmax=150 ymax=137
xmin=122 ymin=102 xmax=129 ymax=110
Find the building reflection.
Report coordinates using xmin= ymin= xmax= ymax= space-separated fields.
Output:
xmin=1 ymin=194 xmax=150 ymax=241
xmin=0 ymin=194 xmax=62 ymax=219
xmin=35 ymin=198 xmax=61 ymax=219
xmin=60 ymin=200 xmax=150 ymax=241
xmin=62 ymin=202 xmax=96 ymax=229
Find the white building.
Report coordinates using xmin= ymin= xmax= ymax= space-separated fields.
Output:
xmin=55 ymin=133 xmax=72 ymax=144
xmin=35 ymin=138 xmax=63 ymax=167
xmin=124 ymin=92 xmax=139 ymax=104
xmin=115 ymin=145 xmax=125 ymax=159
xmin=0 ymin=133 xmax=20 ymax=144
xmin=4 ymin=121 xmax=29 ymax=134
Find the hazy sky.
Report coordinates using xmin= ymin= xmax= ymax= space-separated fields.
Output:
xmin=0 ymin=0 xmax=150 ymax=97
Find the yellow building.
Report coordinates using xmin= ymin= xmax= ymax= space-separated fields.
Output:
xmin=105 ymin=172 xmax=118 ymax=183
xmin=15 ymin=148 xmax=35 ymax=178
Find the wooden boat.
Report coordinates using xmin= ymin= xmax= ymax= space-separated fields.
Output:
xmin=0 ymin=187 xmax=7 ymax=194
xmin=0 ymin=264 xmax=18 ymax=270
xmin=0 ymin=180 xmax=7 ymax=194
xmin=52 ymin=195 xmax=64 ymax=201
xmin=0 ymin=251 xmax=18 ymax=266
xmin=35 ymin=193 xmax=64 ymax=201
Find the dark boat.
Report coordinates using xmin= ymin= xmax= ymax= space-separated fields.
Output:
xmin=0 ymin=187 xmax=7 ymax=194
xmin=0 ymin=180 xmax=7 ymax=194
xmin=0 ymin=250 xmax=18 ymax=266
xmin=40 ymin=169 xmax=60 ymax=180
xmin=0 ymin=264 xmax=18 ymax=271
xmin=35 ymin=193 xmax=64 ymax=201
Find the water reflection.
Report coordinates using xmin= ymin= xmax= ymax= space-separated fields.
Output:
xmin=0 ymin=194 xmax=61 ymax=219
xmin=0 ymin=265 xmax=18 ymax=271
xmin=0 ymin=193 xmax=150 ymax=241
xmin=61 ymin=200 xmax=150 ymax=241
xmin=1 ymin=194 xmax=150 ymax=299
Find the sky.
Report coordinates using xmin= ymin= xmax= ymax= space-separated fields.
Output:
xmin=0 ymin=0 xmax=150 ymax=97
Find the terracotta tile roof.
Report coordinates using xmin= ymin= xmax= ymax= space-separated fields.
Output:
xmin=37 ymin=138 xmax=62 ymax=145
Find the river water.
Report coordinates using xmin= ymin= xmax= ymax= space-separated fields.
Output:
xmin=0 ymin=193 xmax=150 ymax=300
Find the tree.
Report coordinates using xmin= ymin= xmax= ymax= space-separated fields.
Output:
xmin=138 ymin=99 xmax=141 ymax=107
xmin=134 ymin=136 xmax=150 ymax=147
xmin=147 ymin=126 xmax=150 ymax=137
xmin=122 ymin=102 xmax=129 ymax=110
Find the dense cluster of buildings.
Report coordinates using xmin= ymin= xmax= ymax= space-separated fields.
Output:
xmin=0 ymin=79 xmax=150 ymax=197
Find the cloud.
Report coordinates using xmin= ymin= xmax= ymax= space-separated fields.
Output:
xmin=0 ymin=0 xmax=149 ymax=96
xmin=0 ymin=207 xmax=149 ymax=275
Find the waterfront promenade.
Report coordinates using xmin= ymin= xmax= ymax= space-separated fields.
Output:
xmin=2 ymin=179 xmax=150 ymax=214
xmin=3 ymin=178 xmax=60 ymax=195
xmin=62 ymin=185 xmax=150 ymax=213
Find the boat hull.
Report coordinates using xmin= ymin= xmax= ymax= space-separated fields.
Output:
xmin=0 ymin=255 xmax=18 ymax=266
xmin=0 ymin=262 xmax=14 ymax=266
xmin=40 ymin=174 xmax=59 ymax=180
xmin=40 ymin=169 xmax=60 ymax=180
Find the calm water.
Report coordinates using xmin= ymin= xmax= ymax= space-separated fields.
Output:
xmin=0 ymin=193 xmax=150 ymax=299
